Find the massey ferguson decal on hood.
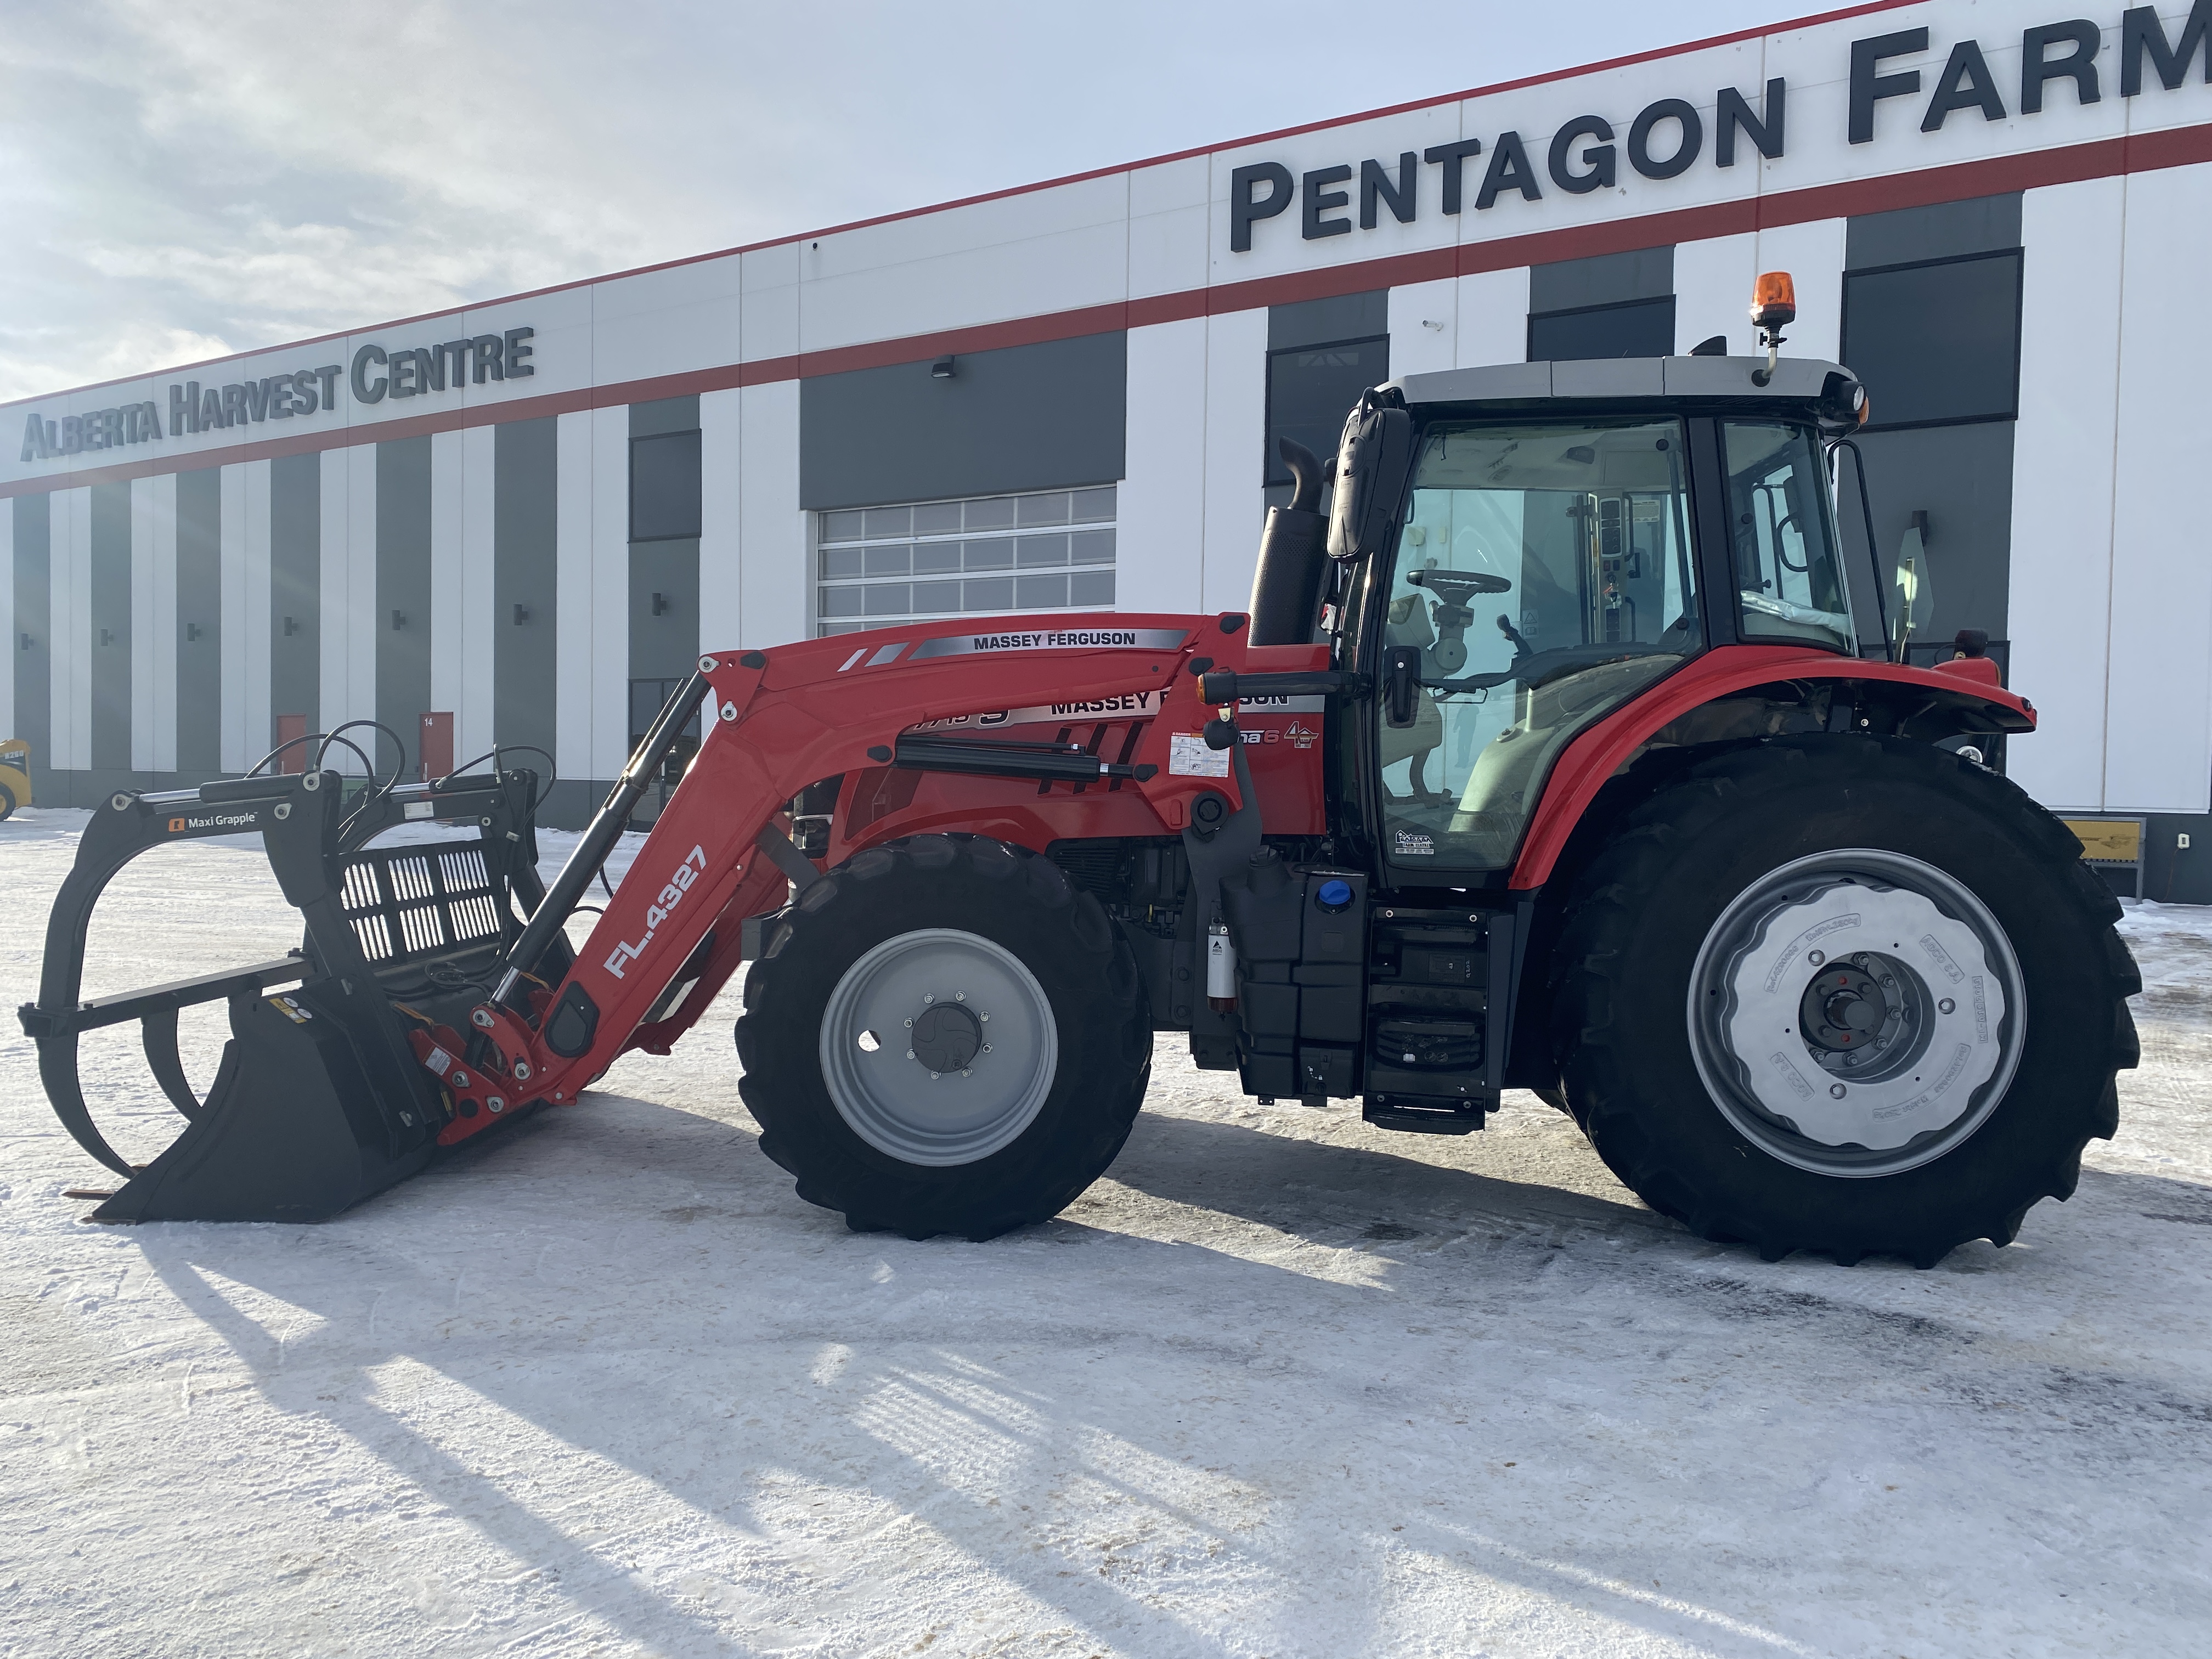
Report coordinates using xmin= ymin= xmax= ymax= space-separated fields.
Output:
xmin=910 ymin=628 xmax=1188 ymax=659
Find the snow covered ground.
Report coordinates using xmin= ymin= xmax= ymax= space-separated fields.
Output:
xmin=3 ymin=805 xmax=2208 ymax=1658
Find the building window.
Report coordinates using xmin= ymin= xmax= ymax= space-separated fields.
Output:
xmin=815 ymin=486 xmax=1118 ymax=636
xmin=630 ymin=430 xmax=702 ymax=541
xmin=1266 ymin=336 xmax=1387 ymax=484
xmin=1841 ymin=250 xmax=2022 ymax=430
xmin=1527 ymin=296 xmax=1677 ymax=362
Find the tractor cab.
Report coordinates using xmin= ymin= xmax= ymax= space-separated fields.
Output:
xmin=1316 ymin=351 xmax=1876 ymax=888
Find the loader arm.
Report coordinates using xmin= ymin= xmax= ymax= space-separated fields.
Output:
xmin=441 ymin=613 xmax=1280 ymax=1138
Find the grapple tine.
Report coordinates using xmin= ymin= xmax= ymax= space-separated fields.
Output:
xmin=35 ymin=1029 xmax=137 ymax=1180
xmin=139 ymin=1008 xmax=203 ymax=1120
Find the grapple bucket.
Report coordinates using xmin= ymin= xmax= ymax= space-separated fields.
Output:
xmin=18 ymin=764 xmax=561 ymax=1222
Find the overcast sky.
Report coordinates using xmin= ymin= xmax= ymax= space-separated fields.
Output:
xmin=1 ymin=0 xmax=1792 ymax=403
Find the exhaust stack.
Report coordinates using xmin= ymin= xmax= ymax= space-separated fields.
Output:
xmin=1246 ymin=438 xmax=1331 ymax=646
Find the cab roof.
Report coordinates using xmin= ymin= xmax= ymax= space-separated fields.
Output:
xmin=1393 ymin=354 xmax=1849 ymax=409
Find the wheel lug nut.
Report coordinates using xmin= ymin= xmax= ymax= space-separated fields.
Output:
xmin=982 ymin=1045 xmax=991 ymax=1053
xmin=1938 ymin=998 xmax=1955 ymax=1014
xmin=955 ymin=991 xmax=966 ymax=1001
xmin=923 ymin=994 xmax=934 ymax=1005
xmin=905 ymin=1048 xmax=916 ymax=1059
xmin=929 ymin=1071 xmax=940 ymax=1080
xmin=961 ymin=1068 xmax=971 ymax=1077
xmin=904 ymin=1017 xmax=913 ymax=1027
xmin=1829 ymin=1083 xmax=1847 ymax=1098
xmin=978 ymin=1012 xmax=989 ymax=1022
xmin=1808 ymin=950 xmax=1825 ymax=966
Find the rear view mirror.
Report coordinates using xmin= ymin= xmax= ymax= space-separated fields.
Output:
xmin=1892 ymin=516 xmax=1934 ymax=653
xmin=1328 ymin=388 xmax=1414 ymax=560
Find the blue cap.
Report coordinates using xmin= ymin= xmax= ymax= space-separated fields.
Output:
xmin=1316 ymin=878 xmax=1353 ymax=911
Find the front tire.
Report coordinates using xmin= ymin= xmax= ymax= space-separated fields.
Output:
xmin=1551 ymin=735 xmax=2139 ymax=1266
xmin=736 ymin=834 xmax=1150 ymax=1240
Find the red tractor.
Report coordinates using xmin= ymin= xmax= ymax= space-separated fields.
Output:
xmin=22 ymin=280 xmax=2137 ymax=1266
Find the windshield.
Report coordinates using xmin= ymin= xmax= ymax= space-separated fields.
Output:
xmin=1725 ymin=421 xmax=1854 ymax=653
xmin=1374 ymin=419 xmax=1698 ymax=872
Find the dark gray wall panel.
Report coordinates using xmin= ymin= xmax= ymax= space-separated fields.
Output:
xmin=1531 ymin=246 xmax=1674 ymax=313
xmin=175 ymin=469 xmax=222 ymax=774
xmin=494 ymin=418 xmax=558 ymax=766
xmin=801 ymin=331 xmax=1126 ymax=510
xmin=1846 ymin=193 xmax=2022 ymax=270
xmin=630 ymin=396 xmax=699 ymax=439
xmin=1527 ymin=296 xmax=1677 ymax=362
xmin=269 ymin=453 xmax=319 ymax=746
xmin=376 ymin=437 xmax=433 ymax=776
xmin=630 ymin=392 xmax=703 ymax=702
xmin=629 ymin=538 xmax=700 ymax=685
xmin=1842 ymin=252 xmax=2021 ymax=429
xmin=631 ymin=431 xmax=702 ymax=541
xmin=1838 ymin=421 xmax=2016 ymax=644
xmin=12 ymin=494 xmax=51 ymax=795
xmin=1265 ymin=335 xmax=1388 ymax=491
xmin=1268 ymin=290 xmax=1387 ymax=352
xmin=88 ymin=482 xmax=132 ymax=772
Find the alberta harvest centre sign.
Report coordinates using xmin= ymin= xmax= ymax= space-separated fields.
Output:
xmin=1225 ymin=5 xmax=2212 ymax=251
xmin=17 ymin=326 xmax=539 ymax=464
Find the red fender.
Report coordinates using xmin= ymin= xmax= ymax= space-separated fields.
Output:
xmin=1508 ymin=645 xmax=2035 ymax=889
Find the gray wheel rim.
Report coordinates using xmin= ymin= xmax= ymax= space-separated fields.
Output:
xmin=1686 ymin=848 xmax=2025 ymax=1178
xmin=818 ymin=927 xmax=1058 ymax=1167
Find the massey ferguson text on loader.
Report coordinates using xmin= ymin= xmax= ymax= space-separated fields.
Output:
xmin=21 ymin=275 xmax=2140 ymax=1266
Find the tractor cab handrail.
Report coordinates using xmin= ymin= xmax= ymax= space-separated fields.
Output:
xmin=1195 ymin=668 xmax=1370 ymax=704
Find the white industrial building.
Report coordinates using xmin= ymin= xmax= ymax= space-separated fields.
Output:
xmin=4 ymin=0 xmax=2209 ymax=889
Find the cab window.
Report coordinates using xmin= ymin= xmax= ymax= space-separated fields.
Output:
xmin=1724 ymin=421 xmax=1854 ymax=653
xmin=1373 ymin=419 xmax=1697 ymax=872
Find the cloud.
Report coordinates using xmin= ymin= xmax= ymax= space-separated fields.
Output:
xmin=1 ymin=0 xmax=1785 ymax=402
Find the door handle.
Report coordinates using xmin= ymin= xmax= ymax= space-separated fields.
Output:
xmin=1384 ymin=646 xmax=1421 ymax=729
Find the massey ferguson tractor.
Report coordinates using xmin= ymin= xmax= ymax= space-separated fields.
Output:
xmin=21 ymin=276 xmax=2139 ymax=1267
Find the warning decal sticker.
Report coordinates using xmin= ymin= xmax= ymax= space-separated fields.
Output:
xmin=1168 ymin=733 xmax=1232 ymax=778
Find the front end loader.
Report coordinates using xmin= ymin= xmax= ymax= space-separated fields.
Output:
xmin=21 ymin=276 xmax=2139 ymax=1265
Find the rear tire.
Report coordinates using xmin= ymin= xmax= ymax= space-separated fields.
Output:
xmin=1550 ymin=734 xmax=2138 ymax=1266
xmin=736 ymin=834 xmax=1150 ymax=1240
xmin=0 ymin=781 xmax=15 ymax=821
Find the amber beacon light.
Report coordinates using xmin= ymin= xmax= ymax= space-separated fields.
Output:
xmin=1750 ymin=270 xmax=1796 ymax=385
